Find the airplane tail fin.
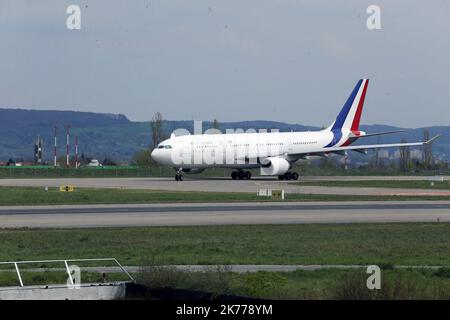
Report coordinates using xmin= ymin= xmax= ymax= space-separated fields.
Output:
xmin=326 ymin=79 xmax=369 ymax=133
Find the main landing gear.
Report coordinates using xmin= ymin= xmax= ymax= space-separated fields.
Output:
xmin=278 ymin=171 xmax=299 ymax=181
xmin=175 ymin=169 xmax=184 ymax=181
xmin=231 ymin=170 xmax=252 ymax=180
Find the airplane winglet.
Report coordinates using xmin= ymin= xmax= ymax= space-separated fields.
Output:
xmin=425 ymin=134 xmax=441 ymax=144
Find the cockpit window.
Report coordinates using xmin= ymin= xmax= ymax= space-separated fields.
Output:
xmin=164 ymin=145 xmax=172 ymax=149
xmin=158 ymin=145 xmax=164 ymax=149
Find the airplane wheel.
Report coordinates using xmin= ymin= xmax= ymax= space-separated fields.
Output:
xmin=175 ymin=174 xmax=179 ymax=181
xmin=245 ymin=171 xmax=252 ymax=180
xmin=292 ymin=172 xmax=299 ymax=180
xmin=278 ymin=175 xmax=284 ymax=180
xmin=238 ymin=171 xmax=245 ymax=180
xmin=231 ymin=171 xmax=238 ymax=180
xmin=284 ymin=172 xmax=292 ymax=180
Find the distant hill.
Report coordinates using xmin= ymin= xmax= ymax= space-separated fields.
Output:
xmin=0 ymin=108 xmax=448 ymax=163
xmin=0 ymin=108 xmax=130 ymax=162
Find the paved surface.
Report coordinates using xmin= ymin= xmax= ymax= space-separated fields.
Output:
xmin=1 ymin=265 xmax=443 ymax=274
xmin=0 ymin=201 xmax=449 ymax=228
xmin=0 ymin=177 xmax=448 ymax=195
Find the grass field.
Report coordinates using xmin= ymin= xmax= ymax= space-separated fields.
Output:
xmin=137 ymin=267 xmax=450 ymax=299
xmin=1 ymin=223 xmax=449 ymax=299
xmin=1 ymin=223 xmax=449 ymax=266
xmin=0 ymin=166 xmax=448 ymax=179
xmin=1 ymin=267 xmax=449 ymax=299
xmin=0 ymin=166 xmax=247 ymax=179
xmin=1 ymin=187 xmax=450 ymax=206
xmin=298 ymin=180 xmax=450 ymax=189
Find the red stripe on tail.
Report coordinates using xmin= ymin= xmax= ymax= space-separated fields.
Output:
xmin=351 ymin=79 xmax=369 ymax=131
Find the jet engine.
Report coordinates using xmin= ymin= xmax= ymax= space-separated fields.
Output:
xmin=260 ymin=157 xmax=290 ymax=176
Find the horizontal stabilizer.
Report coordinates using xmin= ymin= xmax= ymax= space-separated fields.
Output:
xmin=355 ymin=129 xmax=406 ymax=138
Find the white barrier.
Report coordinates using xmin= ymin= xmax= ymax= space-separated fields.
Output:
xmin=257 ymin=188 xmax=284 ymax=200
xmin=428 ymin=176 xmax=444 ymax=182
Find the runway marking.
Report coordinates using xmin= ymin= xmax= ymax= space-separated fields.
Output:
xmin=379 ymin=192 xmax=450 ymax=196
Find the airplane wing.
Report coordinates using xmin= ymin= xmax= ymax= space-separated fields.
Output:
xmin=290 ymin=134 xmax=441 ymax=158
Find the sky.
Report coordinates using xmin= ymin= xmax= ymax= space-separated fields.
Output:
xmin=1 ymin=0 xmax=449 ymax=128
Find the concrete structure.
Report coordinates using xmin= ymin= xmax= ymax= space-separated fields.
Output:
xmin=0 ymin=283 xmax=126 ymax=300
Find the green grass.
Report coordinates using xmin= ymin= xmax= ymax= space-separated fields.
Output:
xmin=0 ymin=166 xmax=173 ymax=178
xmin=0 ymin=166 xmax=255 ymax=179
xmin=135 ymin=267 xmax=450 ymax=299
xmin=249 ymin=268 xmax=450 ymax=299
xmin=1 ymin=266 xmax=449 ymax=299
xmin=1 ymin=267 xmax=449 ymax=299
xmin=298 ymin=180 xmax=450 ymax=190
xmin=234 ymin=269 xmax=450 ymax=299
xmin=1 ymin=186 xmax=450 ymax=206
xmin=1 ymin=224 xmax=449 ymax=266
xmin=0 ymin=187 xmax=261 ymax=205
xmin=1 ymin=223 xmax=449 ymax=299
xmin=0 ymin=165 xmax=448 ymax=179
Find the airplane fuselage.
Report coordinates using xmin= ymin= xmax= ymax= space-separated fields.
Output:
xmin=151 ymin=130 xmax=336 ymax=170
xmin=150 ymin=79 xmax=437 ymax=181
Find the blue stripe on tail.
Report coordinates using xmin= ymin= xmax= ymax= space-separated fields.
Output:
xmin=325 ymin=130 xmax=343 ymax=148
xmin=325 ymin=79 xmax=363 ymax=147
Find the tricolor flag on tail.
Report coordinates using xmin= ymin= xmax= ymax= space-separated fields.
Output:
xmin=325 ymin=79 xmax=369 ymax=147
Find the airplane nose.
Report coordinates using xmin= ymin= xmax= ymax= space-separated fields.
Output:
xmin=151 ymin=149 xmax=161 ymax=162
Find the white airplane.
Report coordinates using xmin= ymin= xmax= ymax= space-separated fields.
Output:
xmin=151 ymin=79 xmax=440 ymax=181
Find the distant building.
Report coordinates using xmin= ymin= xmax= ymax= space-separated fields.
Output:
xmin=377 ymin=150 xmax=389 ymax=159
xmin=392 ymin=148 xmax=423 ymax=161
xmin=410 ymin=149 xmax=423 ymax=161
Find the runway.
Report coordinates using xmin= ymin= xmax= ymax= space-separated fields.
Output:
xmin=1 ymin=201 xmax=449 ymax=228
xmin=0 ymin=177 xmax=448 ymax=196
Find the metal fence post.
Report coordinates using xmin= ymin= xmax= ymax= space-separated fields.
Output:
xmin=64 ymin=260 xmax=74 ymax=285
xmin=113 ymin=259 xmax=135 ymax=281
xmin=14 ymin=262 xmax=24 ymax=287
